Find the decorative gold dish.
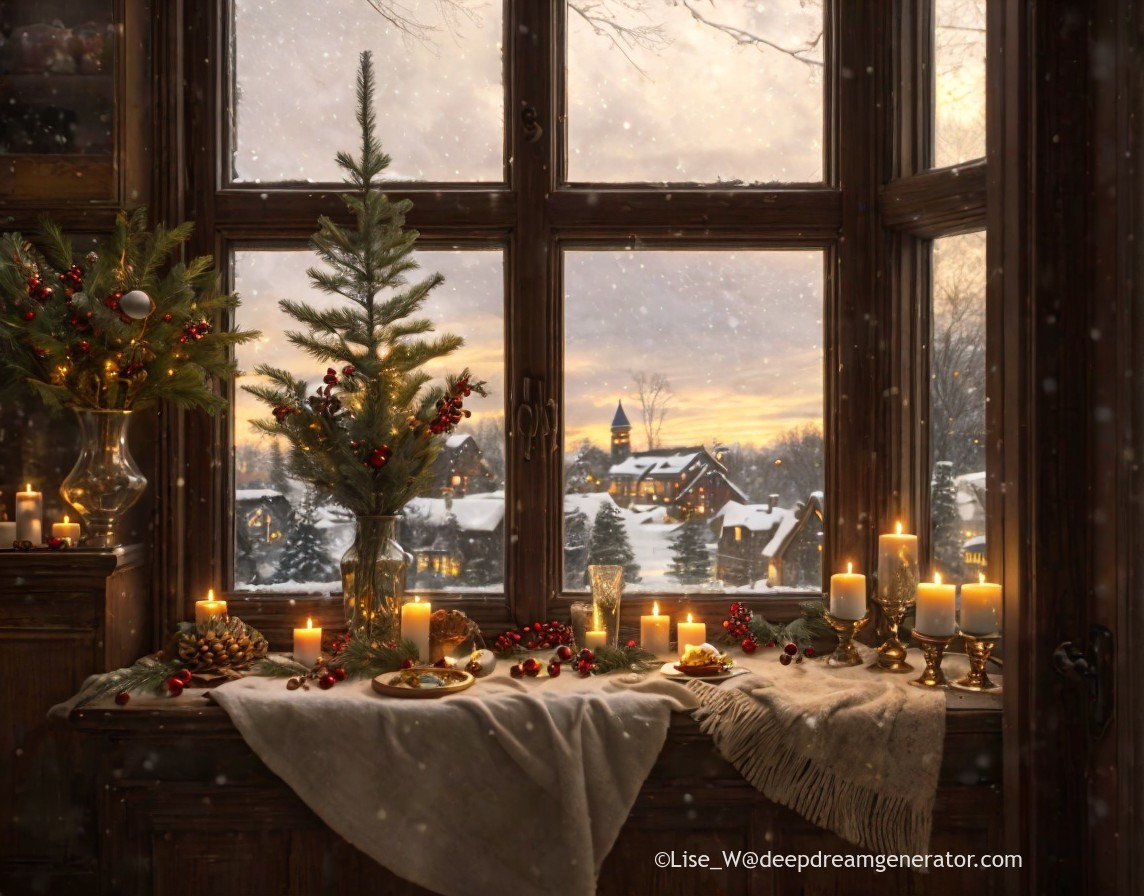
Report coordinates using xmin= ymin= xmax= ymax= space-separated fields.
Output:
xmin=371 ymin=667 xmax=475 ymax=699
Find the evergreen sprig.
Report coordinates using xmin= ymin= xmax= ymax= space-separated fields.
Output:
xmin=590 ymin=644 xmax=660 ymax=674
xmin=329 ymin=633 xmax=421 ymax=678
xmin=251 ymin=656 xmax=311 ymax=678
xmin=243 ymin=51 xmax=485 ymax=516
xmin=746 ymin=600 xmax=834 ymax=648
xmin=75 ymin=655 xmax=183 ymax=708
xmin=0 ymin=209 xmax=259 ymax=411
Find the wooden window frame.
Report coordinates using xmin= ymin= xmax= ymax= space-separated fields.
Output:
xmin=155 ymin=0 xmax=990 ymax=645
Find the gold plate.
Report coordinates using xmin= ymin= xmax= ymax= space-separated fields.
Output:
xmin=371 ymin=667 xmax=475 ymax=699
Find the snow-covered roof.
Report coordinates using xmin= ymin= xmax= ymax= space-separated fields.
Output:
xmin=955 ymin=471 xmax=986 ymax=523
xmin=762 ymin=512 xmax=802 ymax=558
xmin=715 ymin=500 xmax=792 ymax=533
xmin=404 ymin=492 xmax=505 ymax=532
xmin=445 ymin=434 xmax=472 ymax=450
xmin=235 ymin=489 xmax=286 ymax=501
xmin=608 ymin=450 xmax=702 ymax=477
xmin=563 ymin=491 xmax=619 ymax=520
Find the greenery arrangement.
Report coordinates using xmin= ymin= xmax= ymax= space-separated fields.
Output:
xmin=0 ymin=209 xmax=257 ymax=411
xmin=244 ymin=50 xmax=484 ymax=516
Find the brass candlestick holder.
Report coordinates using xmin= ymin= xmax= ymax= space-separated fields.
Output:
xmin=872 ymin=547 xmax=919 ymax=673
xmin=950 ymin=632 xmax=1002 ymax=693
xmin=909 ymin=631 xmax=954 ymax=688
xmin=823 ymin=611 xmax=870 ymax=667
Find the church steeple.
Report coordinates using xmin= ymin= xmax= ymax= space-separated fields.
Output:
xmin=611 ymin=400 xmax=631 ymax=463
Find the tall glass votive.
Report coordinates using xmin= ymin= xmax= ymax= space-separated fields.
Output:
xmin=588 ymin=564 xmax=624 ymax=648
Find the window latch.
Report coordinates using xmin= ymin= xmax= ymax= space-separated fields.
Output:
xmin=1053 ymin=624 xmax=1114 ymax=740
xmin=514 ymin=376 xmax=559 ymax=461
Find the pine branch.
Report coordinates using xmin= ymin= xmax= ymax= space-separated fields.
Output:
xmin=330 ymin=634 xmax=420 ymax=677
xmin=75 ymin=655 xmax=182 ymax=707
xmin=591 ymin=644 xmax=660 ymax=674
xmin=250 ymin=656 xmax=311 ymax=677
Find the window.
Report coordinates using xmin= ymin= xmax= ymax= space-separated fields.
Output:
xmin=933 ymin=0 xmax=986 ymax=168
xmin=929 ymin=231 xmax=986 ymax=578
xmin=163 ymin=1 xmax=994 ymax=630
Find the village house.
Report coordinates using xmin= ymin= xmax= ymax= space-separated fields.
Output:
xmin=713 ymin=493 xmax=824 ymax=589
xmin=606 ymin=401 xmax=748 ymax=520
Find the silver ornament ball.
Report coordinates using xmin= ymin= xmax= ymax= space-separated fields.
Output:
xmin=119 ymin=289 xmax=154 ymax=320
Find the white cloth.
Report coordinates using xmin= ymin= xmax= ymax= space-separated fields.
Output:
xmin=209 ymin=667 xmax=697 ymax=896
xmin=686 ymin=646 xmax=952 ymax=855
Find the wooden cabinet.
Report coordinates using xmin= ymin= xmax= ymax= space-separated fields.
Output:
xmin=0 ymin=0 xmax=149 ymax=208
xmin=70 ymin=698 xmax=1002 ymax=896
xmin=0 ymin=545 xmax=149 ymax=894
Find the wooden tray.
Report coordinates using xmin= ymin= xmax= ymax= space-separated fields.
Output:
xmin=371 ymin=667 xmax=475 ymax=699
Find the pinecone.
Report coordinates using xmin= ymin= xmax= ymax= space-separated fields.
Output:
xmin=176 ymin=618 xmax=268 ymax=673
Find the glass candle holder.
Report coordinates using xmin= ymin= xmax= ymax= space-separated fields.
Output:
xmin=588 ymin=564 xmax=624 ymax=648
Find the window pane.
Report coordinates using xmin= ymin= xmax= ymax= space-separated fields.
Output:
xmin=934 ymin=0 xmax=986 ymax=167
xmin=566 ymin=1 xmax=823 ymax=184
xmin=231 ymin=0 xmax=503 ymax=183
xmin=233 ymin=249 xmax=505 ymax=593
xmin=563 ymin=250 xmax=824 ymax=594
xmin=930 ymin=232 xmax=986 ymax=579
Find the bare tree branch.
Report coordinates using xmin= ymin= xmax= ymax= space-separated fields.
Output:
xmin=678 ymin=0 xmax=823 ymax=68
xmin=631 ymin=370 xmax=672 ymax=451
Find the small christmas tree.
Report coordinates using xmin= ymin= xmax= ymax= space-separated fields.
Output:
xmin=274 ymin=491 xmax=338 ymax=585
xmin=931 ymin=460 xmax=964 ymax=578
xmin=668 ymin=517 xmax=712 ymax=584
xmin=268 ymin=439 xmax=291 ymax=496
xmin=244 ymin=51 xmax=485 ymax=516
xmin=587 ymin=501 xmax=641 ymax=583
xmin=563 ymin=508 xmax=590 ymax=588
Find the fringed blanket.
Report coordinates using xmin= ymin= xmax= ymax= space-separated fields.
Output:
xmin=686 ymin=646 xmax=947 ymax=855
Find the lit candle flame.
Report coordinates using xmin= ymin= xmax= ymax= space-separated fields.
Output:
xmin=895 ymin=521 xmax=903 ymax=535
xmin=414 ymin=595 xmax=421 ymax=603
xmin=979 ymin=572 xmax=986 ymax=585
xmin=687 ymin=613 xmax=693 ymax=624
xmin=934 ymin=572 xmax=942 ymax=585
xmin=63 ymin=515 xmax=69 ymax=524
xmin=307 ymin=617 xmax=313 ymax=629
xmin=25 ymin=483 xmax=31 ymax=493
xmin=652 ymin=601 xmax=659 ymax=616
xmin=207 ymin=588 xmax=215 ymax=601
xmin=846 ymin=561 xmax=853 ymax=574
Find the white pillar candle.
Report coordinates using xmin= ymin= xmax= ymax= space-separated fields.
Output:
xmin=829 ymin=562 xmax=867 ymax=620
xmin=194 ymin=588 xmax=228 ymax=626
xmin=15 ymin=484 xmax=42 ymax=544
xmin=400 ymin=595 xmax=432 ymax=661
xmin=960 ymin=574 xmax=1003 ymax=635
xmin=915 ymin=572 xmax=957 ymax=637
xmin=51 ymin=514 xmax=81 ymax=544
xmin=583 ymin=629 xmax=608 ymax=649
xmin=877 ymin=521 xmax=919 ymax=598
xmin=0 ymin=521 xmax=16 ymax=547
xmin=640 ymin=601 xmax=671 ymax=656
xmin=677 ymin=614 xmax=707 ymax=657
xmin=293 ymin=617 xmax=323 ymax=668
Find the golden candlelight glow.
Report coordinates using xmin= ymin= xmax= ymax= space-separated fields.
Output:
xmin=307 ymin=617 xmax=313 ymax=629
xmin=653 ymin=601 xmax=660 ymax=616
xmin=64 ymin=515 xmax=70 ymax=524
xmin=207 ymin=588 xmax=215 ymax=601
xmin=979 ymin=572 xmax=986 ymax=585
xmin=895 ymin=521 xmax=903 ymax=535
xmin=25 ymin=483 xmax=31 ymax=493
xmin=934 ymin=572 xmax=942 ymax=585
xmin=846 ymin=561 xmax=853 ymax=574
xmin=687 ymin=613 xmax=693 ymax=624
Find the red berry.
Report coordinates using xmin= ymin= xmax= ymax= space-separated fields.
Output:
xmin=578 ymin=648 xmax=595 ymax=662
xmin=547 ymin=663 xmax=561 ymax=677
xmin=510 ymin=664 xmax=524 ymax=679
xmin=114 ymin=691 xmax=130 ymax=706
xmin=163 ymin=313 xmax=173 ymax=322
xmin=765 ymin=640 xmax=777 ymax=648
xmin=522 ymin=657 xmax=541 ymax=674
xmin=166 ymin=677 xmax=184 ymax=696
xmin=318 ymin=675 xmax=335 ymax=690
xmin=626 ymin=639 xmax=637 ymax=648
xmin=784 ymin=642 xmax=798 ymax=656
xmin=779 ymin=654 xmax=793 ymax=666
xmin=742 ymin=638 xmax=757 ymax=654
xmin=803 ymin=647 xmax=816 ymax=658
xmin=730 ymin=602 xmax=741 ymax=614
xmin=332 ymin=667 xmax=347 ymax=681
xmin=176 ymin=668 xmax=193 ymax=685
xmin=722 ymin=619 xmax=731 ymax=629
xmin=400 ymin=658 xmax=414 ymax=669
xmin=557 ymin=645 xmax=573 ymax=661
xmin=22 ymin=310 xmax=35 ymax=321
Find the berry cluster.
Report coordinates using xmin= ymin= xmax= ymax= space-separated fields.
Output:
xmin=179 ymin=318 xmax=212 ymax=344
xmin=286 ymin=657 xmax=349 ymax=692
xmin=722 ymin=602 xmax=762 ymax=654
xmin=779 ymin=642 xmax=816 ymax=666
xmin=164 ymin=668 xmax=193 ymax=697
xmin=26 ymin=273 xmax=54 ymax=302
xmin=57 ymin=264 xmax=83 ymax=297
xmin=428 ymin=377 xmax=473 ymax=435
xmin=491 ymin=620 xmax=575 ymax=653
xmin=272 ymin=403 xmax=299 ymax=422
xmin=509 ymin=644 xmax=578 ymax=679
xmin=359 ymin=443 xmax=392 ymax=469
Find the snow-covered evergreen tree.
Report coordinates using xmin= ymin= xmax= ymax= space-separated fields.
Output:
xmin=268 ymin=439 xmax=291 ymax=495
xmin=587 ymin=501 xmax=640 ymax=583
xmin=668 ymin=517 xmax=712 ymax=584
xmin=273 ymin=492 xmax=338 ymax=584
xmin=563 ymin=509 xmax=590 ymax=588
xmin=931 ymin=460 xmax=964 ymax=578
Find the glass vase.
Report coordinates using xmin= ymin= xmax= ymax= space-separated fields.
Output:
xmin=589 ymin=564 xmax=624 ymax=648
xmin=59 ymin=408 xmax=147 ymax=548
xmin=341 ymin=515 xmax=409 ymax=641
